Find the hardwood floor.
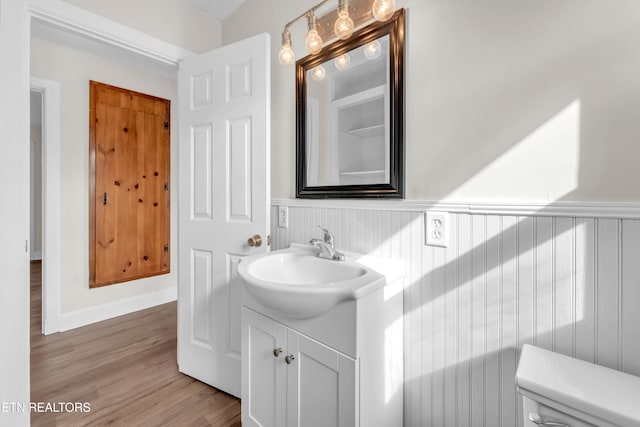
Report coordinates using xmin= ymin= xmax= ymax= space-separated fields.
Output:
xmin=30 ymin=261 xmax=241 ymax=427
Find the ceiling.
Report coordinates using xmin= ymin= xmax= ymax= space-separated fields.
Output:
xmin=184 ymin=0 xmax=247 ymax=21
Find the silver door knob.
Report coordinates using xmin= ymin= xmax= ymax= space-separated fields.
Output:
xmin=247 ymin=234 xmax=262 ymax=247
xmin=273 ymin=348 xmax=282 ymax=357
xmin=285 ymin=354 xmax=295 ymax=364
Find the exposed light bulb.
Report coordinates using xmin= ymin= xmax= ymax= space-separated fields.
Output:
xmin=305 ymin=30 xmax=323 ymax=54
xmin=372 ymin=0 xmax=396 ymax=22
xmin=311 ymin=65 xmax=326 ymax=81
xmin=279 ymin=29 xmax=295 ymax=65
xmin=305 ymin=14 xmax=323 ymax=54
xmin=364 ymin=40 xmax=382 ymax=60
xmin=334 ymin=10 xmax=354 ymax=40
xmin=279 ymin=44 xmax=295 ymax=65
xmin=334 ymin=53 xmax=351 ymax=71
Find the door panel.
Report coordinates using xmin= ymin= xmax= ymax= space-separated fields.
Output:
xmin=228 ymin=117 xmax=252 ymax=222
xmin=191 ymin=249 xmax=213 ymax=347
xmin=287 ymin=331 xmax=357 ymax=427
xmin=178 ymin=33 xmax=270 ymax=397
xmin=242 ymin=308 xmax=287 ymax=427
xmin=191 ymin=124 xmax=213 ymax=220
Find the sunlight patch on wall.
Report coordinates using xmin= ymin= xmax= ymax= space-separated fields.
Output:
xmin=447 ymin=100 xmax=581 ymax=202
xmin=385 ymin=316 xmax=403 ymax=404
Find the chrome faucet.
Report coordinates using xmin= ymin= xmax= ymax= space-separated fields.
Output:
xmin=309 ymin=226 xmax=345 ymax=261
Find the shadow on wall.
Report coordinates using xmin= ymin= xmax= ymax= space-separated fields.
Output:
xmin=402 ymin=341 xmax=551 ymax=427
xmin=324 ymin=207 xmax=634 ymax=425
xmin=398 ymin=213 xmax=619 ymax=427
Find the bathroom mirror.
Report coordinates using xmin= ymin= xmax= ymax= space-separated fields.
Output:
xmin=296 ymin=9 xmax=405 ymax=198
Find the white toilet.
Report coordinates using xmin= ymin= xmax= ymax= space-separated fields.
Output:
xmin=516 ymin=344 xmax=640 ymax=427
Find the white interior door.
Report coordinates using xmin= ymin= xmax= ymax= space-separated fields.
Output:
xmin=178 ymin=33 xmax=270 ymax=397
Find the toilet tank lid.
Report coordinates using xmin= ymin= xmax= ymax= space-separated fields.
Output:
xmin=515 ymin=344 xmax=640 ymax=427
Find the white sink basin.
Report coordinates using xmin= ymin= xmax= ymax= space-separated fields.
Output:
xmin=238 ymin=244 xmax=399 ymax=319
xmin=246 ymin=252 xmax=368 ymax=285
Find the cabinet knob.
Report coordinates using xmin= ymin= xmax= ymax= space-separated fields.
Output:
xmin=285 ymin=354 xmax=295 ymax=364
xmin=247 ymin=234 xmax=262 ymax=247
xmin=273 ymin=348 xmax=283 ymax=357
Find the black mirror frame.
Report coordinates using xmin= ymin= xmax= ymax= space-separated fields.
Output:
xmin=295 ymin=8 xmax=405 ymax=199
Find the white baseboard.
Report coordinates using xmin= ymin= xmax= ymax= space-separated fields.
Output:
xmin=54 ymin=286 xmax=177 ymax=333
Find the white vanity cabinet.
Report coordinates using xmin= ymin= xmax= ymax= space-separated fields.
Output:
xmin=240 ymin=251 xmax=404 ymax=427
xmin=242 ymin=308 xmax=356 ymax=427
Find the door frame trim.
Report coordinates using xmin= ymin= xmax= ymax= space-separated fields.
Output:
xmin=30 ymin=77 xmax=61 ymax=335
xmin=27 ymin=0 xmax=194 ymax=65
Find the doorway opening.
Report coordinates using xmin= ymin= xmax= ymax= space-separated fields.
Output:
xmin=30 ymin=89 xmax=44 ymax=338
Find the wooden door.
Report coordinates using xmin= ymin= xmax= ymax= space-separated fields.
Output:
xmin=90 ymin=81 xmax=170 ymax=287
xmin=177 ymin=33 xmax=270 ymax=397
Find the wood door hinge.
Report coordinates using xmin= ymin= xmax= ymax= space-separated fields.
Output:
xmin=164 ymin=121 xmax=169 ymax=130
xmin=103 ymin=192 xmax=108 ymax=205
xmin=164 ymin=183 xmax=169 ymax=191
xmin=164 ymin=244 xmax=169 ymax=253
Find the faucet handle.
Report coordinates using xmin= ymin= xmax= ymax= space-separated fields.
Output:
xmin=317 ymin=226 xmax=334 ymax=245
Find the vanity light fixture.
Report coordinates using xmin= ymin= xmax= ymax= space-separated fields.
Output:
xmin=372 ymin=0 xmax=396 ymax=21
xmin=278 ymin=0 xmax=396 ymax=65
xmin=305 ymin=13 xmax=323 ymax=54
xmin=278 ymin=29 xmax=295 ymax=65
xmin=334 ymin=0 xmax=355 ymax=40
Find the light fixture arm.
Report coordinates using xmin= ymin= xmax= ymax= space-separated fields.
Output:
xmin=282 ymin=0 xmax=332 ymax=31
xmin=281 ymin=28 xmax=292 ymax=47
xmin=307 ymin=13 xmax=318 ymax=31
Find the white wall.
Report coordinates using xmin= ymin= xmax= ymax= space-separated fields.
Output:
xmin=31 ymin=36 xmax=179 ymax=314
xmin=63 ymin=0 xmax=222 ymax=53
xmin=223 ymin=0 xmax=640 ymax=203
xmin=0 ymin=0 xmax=31 ymax=424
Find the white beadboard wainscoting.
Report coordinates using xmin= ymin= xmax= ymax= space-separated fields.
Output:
xmin=269 ymin=200 xmax=640 ymax=427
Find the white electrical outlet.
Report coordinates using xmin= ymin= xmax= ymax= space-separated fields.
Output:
xmin=425 ymin=211 xmax=449 ymax=247
xmin=278 ymin=205 xmax=289 ymax=228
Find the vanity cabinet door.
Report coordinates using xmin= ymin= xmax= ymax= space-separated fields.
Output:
xmin=286 ymin=329 xmax=357 ymax=427
xmin=242 ymin=308 xmax=287 ymax=427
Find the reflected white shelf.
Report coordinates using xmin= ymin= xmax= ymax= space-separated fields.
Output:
xmin=332 ymin=84 xmax=385 ymax=107
xmin=339 ymin=169 xmax=385 ymax=177
xmin=341 ymin=124 xmax=384 ymax=138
